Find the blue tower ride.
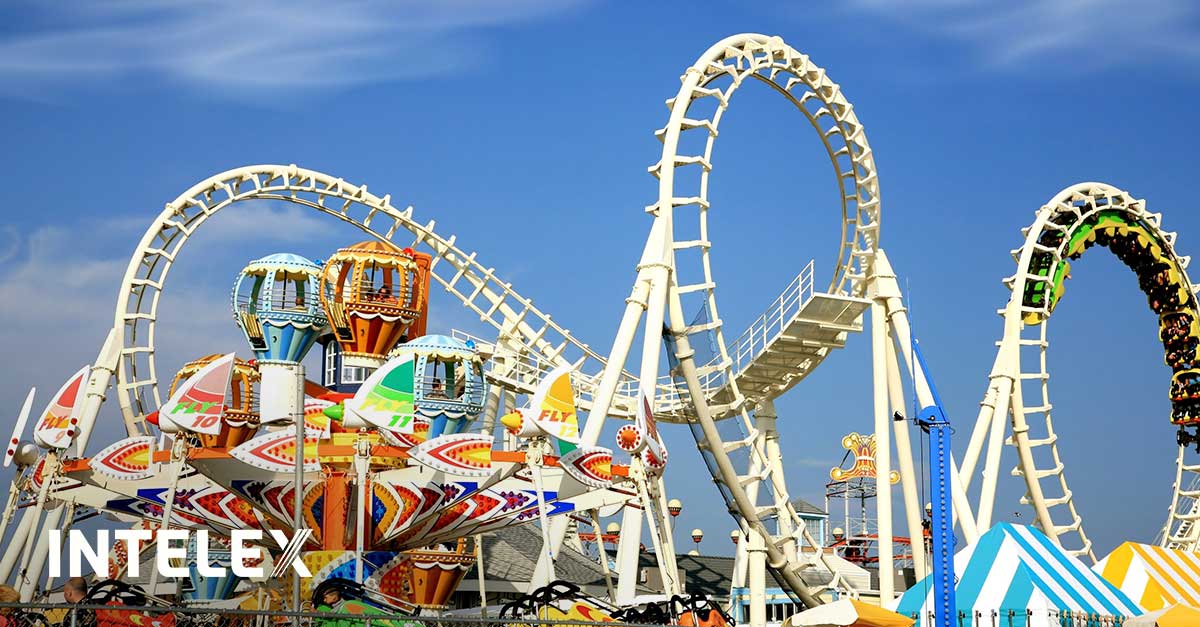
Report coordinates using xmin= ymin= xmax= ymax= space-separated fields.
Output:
xmin=232 ymin=253 xmax=330 ymax=363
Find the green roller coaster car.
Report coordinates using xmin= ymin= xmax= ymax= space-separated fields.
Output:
xmin=1022 ymin=210 xmax=1173 ymax=324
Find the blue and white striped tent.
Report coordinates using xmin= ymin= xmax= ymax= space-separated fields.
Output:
xmin=893 ymin=523 xmax=1142 ymax=626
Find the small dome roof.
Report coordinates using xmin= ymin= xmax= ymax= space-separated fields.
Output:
xmin=392 ymin=334 xmax=479 ymax=361
xmin=242 ymin=253 xmax=322 ymax=279
xmin=328 ymin=241 xmax=416 ymax=265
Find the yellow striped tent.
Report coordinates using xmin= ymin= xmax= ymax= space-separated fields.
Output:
xmin=1095 ymin=542 xmax=1200 ymax=610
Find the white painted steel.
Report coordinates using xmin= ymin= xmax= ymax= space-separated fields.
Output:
xmin=104 ymin=164 xmax=641 ymax=438
xmin=969 ymin=182 xmax=1199 ymax=559
xmin=641 ymin=33 xmax=881 ymax=606
xmin=1159 ymin=447 xmax=1200 ymax=548
xmin=870 ymin=299 xmax=894 ymax=603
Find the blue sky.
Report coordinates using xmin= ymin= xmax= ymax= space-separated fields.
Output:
xmin=1 ymin=0 xmax=1198 ymax=562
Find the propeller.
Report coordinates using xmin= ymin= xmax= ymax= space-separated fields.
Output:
xmin=4 ymin=388 xmax=36 ymax=468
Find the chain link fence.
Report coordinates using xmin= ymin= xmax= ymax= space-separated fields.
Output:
xmin=0 ymin=603 xmax=670 ymax=627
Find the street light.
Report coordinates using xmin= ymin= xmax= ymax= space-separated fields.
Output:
xmin=667 ymin=498 xmax=683 ymax=544
xmin=691 ymin=528 xmax=704 ymax=553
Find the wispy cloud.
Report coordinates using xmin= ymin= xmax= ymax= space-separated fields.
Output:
xmin=0 ymin=226 xmax=19 ymax=264
xmin=0 ymin=0 xmax=587 ymax=99
xmin=844 ymin=0 xmax=1200 ymax=73
xmin=0 ymin=200 xmax=499 ymax=425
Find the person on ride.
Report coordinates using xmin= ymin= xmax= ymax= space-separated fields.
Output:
xmin=428 ymin=379 xmax=448 ymax=399
xmin=45 ymin=577 xmax=93 ymax=627
xmin=320 ymin=588 xmax=342 ymax=610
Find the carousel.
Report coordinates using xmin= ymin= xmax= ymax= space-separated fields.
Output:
xmin=14 ymin=242 xmax=640 ymax=614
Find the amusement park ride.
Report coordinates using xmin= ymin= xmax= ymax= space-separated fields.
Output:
xmin=0 ymin=31 xmax=1196 ymax=627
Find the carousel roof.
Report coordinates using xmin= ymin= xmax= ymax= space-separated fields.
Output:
xmin=403 ymin=334 xmax=472 ymax=353
xmin=331 ymin=240 xmax=414 ymax=262
xmin=392 ymin=334 xmax=481 ymax=363
xmin=242 ymin=252 xmax=322 ymax=278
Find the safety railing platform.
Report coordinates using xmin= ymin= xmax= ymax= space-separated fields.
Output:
xmin=455 ymin=260 xmax=869 ymax=423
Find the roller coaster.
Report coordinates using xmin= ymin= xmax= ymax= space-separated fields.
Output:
xmin=0 ymin=31 xmax=1193 ymax=626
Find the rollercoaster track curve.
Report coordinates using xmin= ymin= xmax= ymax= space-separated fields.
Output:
xmin=85 ymin=34 xmax=880 ymax=609
xmin=107 ymin=164 xmax=640 ymax=438
xmin=650 ymin=34 xmax=880 ymax=602
xmin=966 ymin=182 xmax=1200 ymax=561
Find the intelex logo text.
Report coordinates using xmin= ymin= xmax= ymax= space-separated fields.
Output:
xmin=48 ymin=529 xmax=312 ymax=578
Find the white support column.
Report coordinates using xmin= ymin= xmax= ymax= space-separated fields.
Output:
xmin=748 ymin=529 xmax=767 ymax=627
xmin=730 ymin=528 xmax=748 ymax=591
xmin=870 ymin=298 xmax=895 ymax=603
xmin=614 ymin=218 xmax=675 ymax=601
xmin=731 ymin=410 xmax=770 ymax=600
xmin=975 ymin=304 xmax=1021 ymax=532
xmin=874 ymin=251 xmax=979 ymax=542
xmin=568 ymin=518 xmax=586 ymax=556
xmin=0 ymin=503 xmax=35 ymax=582
xmin=976 ymin=375 xmax=1014 ymax=531
xmin=614 ymin=498 xmax=645 ymax=604
xmin=16 ymin=452 xmax=58 ymax=598
xmin=648 ymin=474 xmax=682 ymax=595
xmin=885 ymin=340 xmax=927 ymax=580
xmin=479 ymin=362 xmax=505 ymax=436
xmin=591 ymin=509 xmax=617 ymax=601
xmin=959 ymin=381 xmax=1000 ymax=492
xmin=532 ymin=276 xmax=653 ymax=586
xmin=637 ymin=468 xmax=680 ymax=597
xmin=757 ymin=405 xmax=795 ymax=557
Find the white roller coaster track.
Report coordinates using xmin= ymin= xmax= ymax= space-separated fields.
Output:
xmin=106 ymin=164 xmax=648 ymax=436
xmin=963 ymin=182 xmax=1200 ymax=560
xmin=612 ymin=34 xmax=880 ymax=606
xmin=1158 ymin=446 xmax=1200 ymax=549
xmin=22 ymin=34 xmax=884 ymax=604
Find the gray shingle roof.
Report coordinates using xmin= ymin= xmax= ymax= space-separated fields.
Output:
xmin=466 ymin=524 xmax=614 ymax=589
xmin=638 ymin=553 xmax=736 ymax=597
xmin=790 ymin=498 xmax=828 ymax=516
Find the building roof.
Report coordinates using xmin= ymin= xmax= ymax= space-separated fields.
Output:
xmin=465 ymin=524 xmax=621 ymax=592
xmin=637 ymin=553 xmax=737 ymax=598
xmin=791 ymin=497 xmax=828 ymax=517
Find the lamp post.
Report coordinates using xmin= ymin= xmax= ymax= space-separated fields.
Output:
xmin=691 ymin=528 xmax=704 ymax=553
xmin=606 ymin=521 xmax=621 ymax=546
xmin=668 ymin=498 xmax=682 ymax=545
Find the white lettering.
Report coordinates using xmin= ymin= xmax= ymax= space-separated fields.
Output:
xmin=113 ymin=528 xmax=153 ymax=577
xmin=230 ymin=530 xmax=263 ymax=578
xmin=268 ymin=529 xmax=312 ymax=577
xmin=156 ymin=529 xmax=190 ymax=578
xmin=51 ymin=528 xmax=312 ymax=581
xmin=48 ymin=530 xmax=62 ymax=578
xmin=194 ymin=530 xmax=226 ymax=577
xmin=68 ymin=529 xmax=109 ymax=578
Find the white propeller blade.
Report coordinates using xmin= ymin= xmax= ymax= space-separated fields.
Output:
xmin=4 ymin=388 xmax=36 ymax=468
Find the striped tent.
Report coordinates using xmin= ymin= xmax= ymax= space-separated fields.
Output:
xmin=1095 ymin=542 xmax=1200 ymax=610
xmin=893 ymin=523 xmax=1142 ymax=626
